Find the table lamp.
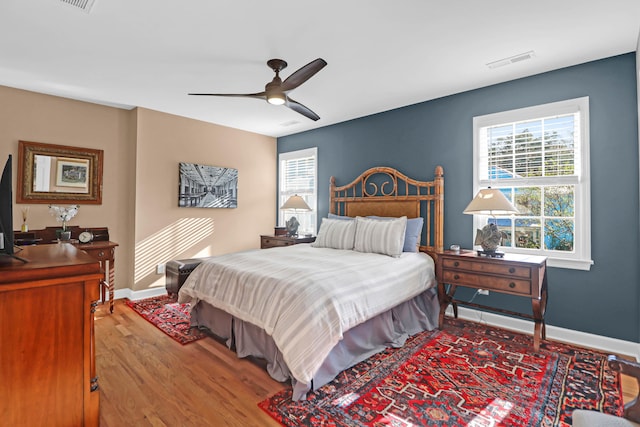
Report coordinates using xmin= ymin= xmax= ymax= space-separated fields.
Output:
xmin=280 ymin=195 xmax=311 ymax=236
xmin=463 ymin=188 xmax=518 ymax=257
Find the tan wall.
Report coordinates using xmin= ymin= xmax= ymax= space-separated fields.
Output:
xmin=0 ymin=86 xmax=276 ymax=293
xmin=132 ymin=108 xmax=276 ymax=292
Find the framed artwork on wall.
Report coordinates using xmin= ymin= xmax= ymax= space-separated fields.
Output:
xmin=178 ymin=162 xmax=238 ymax=208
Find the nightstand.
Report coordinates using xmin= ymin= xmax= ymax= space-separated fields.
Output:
xmin=260 ymin=234 xmax=316 ymax=249
xmin=437 ymin=250 xmax=548 ymax=350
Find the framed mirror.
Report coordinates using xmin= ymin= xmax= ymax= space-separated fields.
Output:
xmin=17 ymin=140 xmax=103 ymax=204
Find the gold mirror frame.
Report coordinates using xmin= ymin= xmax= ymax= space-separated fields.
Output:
xmin=17 ymin=140 xmax=103 ymax=204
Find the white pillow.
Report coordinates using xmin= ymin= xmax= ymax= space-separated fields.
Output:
xmin=354 ymin=216 xmax=407 ymax=257
xmin=311 ymin=218 xmax=356 ymax=250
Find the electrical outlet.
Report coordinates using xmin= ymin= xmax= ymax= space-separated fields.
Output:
xmin=478 ymin=289 xmax=489 ymax=295
xmin=156 ymin=263 xmax=165 ymax=275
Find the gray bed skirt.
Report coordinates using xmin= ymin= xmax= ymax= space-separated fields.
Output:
xmin=190 ymin=286 xmax=439 ymax=400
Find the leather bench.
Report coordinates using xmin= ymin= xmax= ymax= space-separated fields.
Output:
xmin=165 ymin=258 xmax=203 ymax=297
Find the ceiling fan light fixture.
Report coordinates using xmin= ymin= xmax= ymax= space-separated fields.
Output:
xmin=267 ymin=92 xmax=286 ymax=105
xmin=188 ymin=58 xmax=326 ymax=120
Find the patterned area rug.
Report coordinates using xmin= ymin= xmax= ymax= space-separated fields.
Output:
xmin=259 ymin=318 xmax=623 ymax=426
xmin=125 ymin=295 xmax=207 ymax=345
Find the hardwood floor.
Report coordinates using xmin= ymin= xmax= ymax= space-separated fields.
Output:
xmin=95 ymin=300 xmax=283 ymax=426
xmin=96 ymin=299 xmax=638 ymax=426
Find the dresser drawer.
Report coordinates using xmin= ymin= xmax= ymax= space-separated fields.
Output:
xmin=442 ymin=270 xmax=532 ymax=295
xmin=442 ymin=258 xmax=531 ymax=279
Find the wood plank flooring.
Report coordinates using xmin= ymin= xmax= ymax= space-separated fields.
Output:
xmin=96 ymin=300 xmax=283 ymax=426
xmin=96 ymin=299 xmax=637 ymax=426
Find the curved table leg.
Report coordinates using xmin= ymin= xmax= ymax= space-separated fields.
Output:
xmin=438 ymin=283 xmax=458 ymax=328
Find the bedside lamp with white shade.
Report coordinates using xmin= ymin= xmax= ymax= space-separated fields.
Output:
xmin=463 ymin=188 xmax=518 ymax=257
xmin=280 ymin=194 xmax=311 ymax=236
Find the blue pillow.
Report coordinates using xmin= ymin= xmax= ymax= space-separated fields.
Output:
xmin=368 ymin=216 xmax=423 ymax=252
xmin=327 ymin=213 xmax=353 ymax=221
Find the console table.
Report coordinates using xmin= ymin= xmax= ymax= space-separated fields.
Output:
xmin=437 ymin=249 xmax=548 ymax=351
xmin=14 ymin=226 xmax=118 ymax=313
xmin=73 ymin=240 xmax=119 ymax=313
xmin=0 ymin=244 xmax=102 ymax=426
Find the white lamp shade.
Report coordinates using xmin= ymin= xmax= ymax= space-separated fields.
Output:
xmin=463 ymin=188 xmax=518 ymax=216
xmin=280 ymin=195 xmax=311 ymax=211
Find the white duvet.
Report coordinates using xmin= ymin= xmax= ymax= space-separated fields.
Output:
xmin=178 ymin=244 xmax=436 ymax=384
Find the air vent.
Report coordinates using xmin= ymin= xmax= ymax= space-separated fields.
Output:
xmin=487 ymin=51 xmax=535 ymax=69
xmin=59 ymin=0 xmax=96 ymax=13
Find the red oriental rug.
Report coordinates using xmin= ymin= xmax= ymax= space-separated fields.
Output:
xmin=125 ymin=295 xmax=207 ymax=345
xmin=259 ymin=318 xmax=623 ymax=426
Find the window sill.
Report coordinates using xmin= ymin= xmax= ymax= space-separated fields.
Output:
xmin=471 ymin=246 xmax=593 ymax=271
xmin=546 ymin=257 xmax=593 ymax=271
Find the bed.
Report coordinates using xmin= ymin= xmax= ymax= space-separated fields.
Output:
xmin=178 ymin=165 xmax=444 ymax=400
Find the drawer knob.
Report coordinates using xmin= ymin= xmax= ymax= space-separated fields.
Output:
xmin=98 ymin=251 xmax=105 ymax=257
xmin=509 ymin=267 xmax=516 ymax=273
xmin=509 ymin=282 xmax=516 ymax=288
xmin=453 ymin=274 xmax=460 ymax=280
xmin=454 ymin=261 xmax=459 ymax=267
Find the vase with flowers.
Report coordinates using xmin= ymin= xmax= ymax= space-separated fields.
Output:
xmin=48 ymin=204 xmax=79 ymax=241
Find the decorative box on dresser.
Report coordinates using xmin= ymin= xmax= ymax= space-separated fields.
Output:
xmin=260 ymin=234 xmax=316 ymax=249
xmin=0 ymin=244 xmax=102 ymax=426
xmin=437 ymin=249 xmax=548 ymax=350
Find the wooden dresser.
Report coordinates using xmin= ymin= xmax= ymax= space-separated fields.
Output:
xmin=0 ymin=244 xmax=102 ymax=426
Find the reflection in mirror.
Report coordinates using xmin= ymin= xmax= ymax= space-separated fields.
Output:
xmin=33 ymin=154 xmax=90 ymax=194
xmin=17 ymin=140 xmax=103 ymax=204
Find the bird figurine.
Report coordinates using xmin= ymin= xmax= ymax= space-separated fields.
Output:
xmin=286 ymin=216 xmax=300 ymax=236
xmin=474 ymin=223 xmax=507 ymax=256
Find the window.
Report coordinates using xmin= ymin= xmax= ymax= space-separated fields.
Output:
xmin=278 ymin=147 xmax=317 ymax=235
xmin=472 ymin=97 xmax=592 ymax=270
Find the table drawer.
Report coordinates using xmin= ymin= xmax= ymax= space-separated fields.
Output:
xmin=261 ymin=237 xmax=294 ymax=248
xmin=442 ymin=258 xmax=531 ymax=279
xmin=82 ymin=247 xmax=111 ymax=261
xmin=442 ymin=270 xmax=532 ymax=295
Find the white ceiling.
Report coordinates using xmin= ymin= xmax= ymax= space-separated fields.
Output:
xmin=1 ymin=0 xmax=639 ymax=138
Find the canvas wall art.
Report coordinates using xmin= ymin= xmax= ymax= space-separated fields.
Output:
xmin=178 ymin=162 xmax=238 ymax=208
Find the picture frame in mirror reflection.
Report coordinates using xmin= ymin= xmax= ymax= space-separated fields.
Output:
xmin=55 ymin=158 xmax=90 ymax=190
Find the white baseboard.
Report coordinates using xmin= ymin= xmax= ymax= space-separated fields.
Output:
xmin=112 ymin=286 xmax=167 ymax=302
xmin=447 ymin=306 xmax=640 ymax=361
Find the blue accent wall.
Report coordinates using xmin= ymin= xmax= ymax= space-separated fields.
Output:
xmin=278 ymin=53 xmax=639 ymax=343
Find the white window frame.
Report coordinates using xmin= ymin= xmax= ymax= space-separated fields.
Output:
xmin=278 ymin=147 xmax=317 ymax=235
xmin=472 ymin=97 xmax=593 ymax=270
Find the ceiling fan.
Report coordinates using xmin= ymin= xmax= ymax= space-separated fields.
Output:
xmin=189 ymin=58 xmax=327 ymax=121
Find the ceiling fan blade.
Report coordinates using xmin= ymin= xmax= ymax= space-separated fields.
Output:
xmin=286 ymin=97 xmax=320 ymax=121
xmin=281 ymin=58 xmax=327 ymax=92
xmin=188 ymin=92 xmax=266 ymax=100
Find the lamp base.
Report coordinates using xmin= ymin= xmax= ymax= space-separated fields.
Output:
xmin=477 ymin=249 xmax=505 ymax=258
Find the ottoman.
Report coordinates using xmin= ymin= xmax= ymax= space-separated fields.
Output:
xmin=165 ymin=258 xmax=203 ymax=297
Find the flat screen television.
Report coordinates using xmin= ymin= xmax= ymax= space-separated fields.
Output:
xmin=0 ymin=155 xmax=15 ymax=256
